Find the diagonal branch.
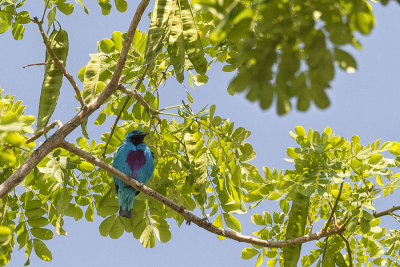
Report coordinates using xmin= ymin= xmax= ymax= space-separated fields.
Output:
xmin=32 ymin=17 xmax=86 ymax=108
xmin=119 ymin=85 xmax=162 ymax=122
xmin=60 ymin=140 xmax=347 ymax=248
xmin=339 ymin=232 xmax=353 ymax=267
xmin=26 ymin=120 xmax=63 ymax=144
xmin=374 ymin=205 xmax=400 ymax=218
xmin=102 ymin=65 xmax=151 ymax=158
xmin=324 ymin=182 xmax=344 ymax=232
xmin=0 ymin=0 xmax=151 ymax=198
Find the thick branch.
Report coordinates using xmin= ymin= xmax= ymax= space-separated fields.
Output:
xmin=374 ymin=205 xmax=400 ymax=218
xmin=0 ymin=0 xmax=150 ymax=198
xmin=61 ymin=141 xmax=346 ymax=248
xmin=32 ymin=17 xmax=86 ymax=108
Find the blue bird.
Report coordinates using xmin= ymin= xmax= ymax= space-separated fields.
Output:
xmin=112 ymin=130 xmax=155 ymax=218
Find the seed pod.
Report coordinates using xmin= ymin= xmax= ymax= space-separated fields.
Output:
xmin=36 ymin=29 xmax=69 ymax=132
xmin=283 ymin=192 xmax=310 ymax=267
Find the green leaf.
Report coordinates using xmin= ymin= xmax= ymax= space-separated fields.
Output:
xmin=179 ymin=0 xmax=207 ymax=74
xmin=295 ymin=126 xmax=306 ymax=137
xmin=192 ymin=74 xmax=208 ymax=86
xmin=334 ymin=48 xmax=357 ymax=73
xmin=223 ymin=213 xmax=241 ymax=232
xmin=79 ymin=162 xmax=94 ymax=172
xmin=85 ymin=203 xmax=93 ymax=222
xmin=186 ymin=91 xmax=193 ymax=103
xmin=98 ymin=39 xmax=114 ymax=53
xmin=251 ymin=214 xmax=265 ymax=226
xmin=57 ymin=3 xmax=74 ymax=15
xmin=11 ymin=23 xmax=25 ymax=40
xmin=65 ymin=204 xmax=83 ymax=220
xmin=140 ymin=224 xmax=156 ymax=248
xmin=32 ymin=239 xmax=52 ymax=261
xmin=389 ymin=142 xmax=400 ymax=156
xmin=241 ymin=248 xmax=258 ymax=260
xmin=239 ymin=143 xmax=256 ymax=161
xmin=31 ymin=228 xmax=54 ymax=240
xmin=213 ymin=213 xmax=224 ymax=240
xmin=98 ymin=0 xmax=112 ymax=15
xmin=0 ymin=18 xmax=11 ymax=34
xmin=0 ymin=226 xmax=12 ymax=242
xmin=360 ymin=218 xmax=371 ymax=233
xmin=111 ymin=31 xmax=123 ymax=52
xmin=153 ymin=225 xmax=171 ymax=243
xmin=354 ymin=12 xmax=374 ymax=35
xmin=99 ymin=215 xmax=116 ymax=236
xmin=255 ymin=253 xmax=263 ymax=267
xmin=109 ymin=217 xmax=124 ymax=239
xmin=27 ymin=217 xmax=50 ymax=228
xmin=114 ymin=0 xmax=127 ymax=12
xmin=47 ymin=8 xmax=56 ymax=27
xmin=95 ymin=108 xmax=107 ymax=125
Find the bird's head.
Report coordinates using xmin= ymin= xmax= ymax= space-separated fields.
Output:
xmin=125 ymin=130 xmax=148 ymax=146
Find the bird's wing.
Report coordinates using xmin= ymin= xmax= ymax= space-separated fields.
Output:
xmin=112 ymin=145 xmax=133 ymax=192
xmin=136 ymin=146 xmax=155 ymax=184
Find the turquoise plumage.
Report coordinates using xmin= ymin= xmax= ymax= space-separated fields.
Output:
xmin=112 ymin=130 xmax=155 ymax=218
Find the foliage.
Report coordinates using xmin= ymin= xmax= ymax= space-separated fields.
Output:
xmin=0 ymin=0 xmax=400 ymax=266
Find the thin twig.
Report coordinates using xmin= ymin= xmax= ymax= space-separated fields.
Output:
xmin=389 ymin=212 xmax=400 ymax=224
xmin=60 ymin=140 xmax=348 ymax=248
xmin=324 ymin=182 xmax=344 ymax=232
xmin=0 ymin=0 xmax=150 ymax=198
xmin=41 ymin=0 xmax=50 ymax=23
xmin=101 ymin=65 xmax=150 ymax=158
xmin=308 ymin=212 xmax=315 ymax=234
xmin=321 ymin=236 xmax=329 ymax=263
xmin=159 ymin=104 xmax=184 ymax=111
xmin=26 ymin=120 xmax=63 ymax=144
xmin=32 ymin=17 xmax=86 ymax=108
xmin=119 ymin=85 xmax=162 ymax=123
xmin=23 ymin=62 xmax=53 ymax=69
xmin=339 ymin=232 xmax=353 ymax=267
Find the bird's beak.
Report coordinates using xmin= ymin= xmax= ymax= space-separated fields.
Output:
xmin=140 ymin=132 xmax=149 ymax=137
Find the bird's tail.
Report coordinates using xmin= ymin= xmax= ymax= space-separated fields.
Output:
xmin=119 ymin=208 xmax=131 ymax=218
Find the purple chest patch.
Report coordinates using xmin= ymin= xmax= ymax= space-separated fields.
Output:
xmin=126 ymin=150 xmax=146 ymax=174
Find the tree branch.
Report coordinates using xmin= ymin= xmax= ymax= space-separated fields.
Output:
xmin=102 ymin=65 xmax=151 ymax=158
xmin=374 ymin=205 xmax=400 ymax=218
xmin=22 ymin=62 xmax=53 ymax=69
xmin=339 ymin=232 xmax=353 ymax=267
xmin=118 ymin=85 xmax=162 ymax=123
xmin=0 ymin=0 xmax=151 ymax=198
xmin=26 ymin=120 xmax=63 ymax=144
xmin=32 ymin=17 xmax=86 ymax=108
xmin=324 ymin=182 xmax=344 ymax=232
xmin=60 ymin=140 xmax=346 ymax=248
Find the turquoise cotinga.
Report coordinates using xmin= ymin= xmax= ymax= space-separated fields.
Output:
xmin=112 ymin=130 xmax=155 ymax=218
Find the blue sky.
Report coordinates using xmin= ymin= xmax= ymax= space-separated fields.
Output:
xmin=1 ymin=1 xmax=400 ymax=266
